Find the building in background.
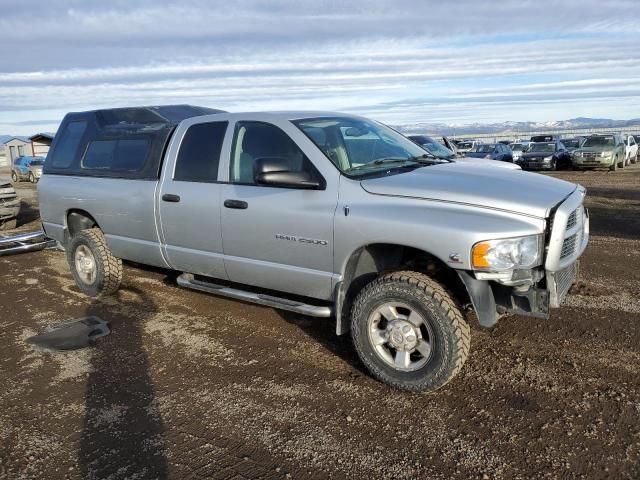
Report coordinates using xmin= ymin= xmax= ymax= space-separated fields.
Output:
xmin=0 ymin=137 xmax=32 ymax=168
xmin=29 ymin=133 xmax=54 ymax=158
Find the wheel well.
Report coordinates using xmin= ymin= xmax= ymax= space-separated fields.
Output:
xmin=335 ymin=243 xmax=470 ymax=335
xmin=66 ymin=210 xmax=99 ymax=239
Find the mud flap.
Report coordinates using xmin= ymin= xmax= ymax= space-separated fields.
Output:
xmin=26 ymin=316 xmax=110 ymax=351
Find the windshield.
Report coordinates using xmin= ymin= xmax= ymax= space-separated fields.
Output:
xmin=29 ymin=159 xmax=44 ymax=166
xmin=563 ymin=139 xmax=580 ymax=148
xmin=583 ymin=136 xmax=614 ymax=147
xmin=458 ymin=142 xmax=473 ymax=149
xmin=529 ymin=143 xmax=555 ymax=153
xmin=293 ymin=117 xmax=441 ymax=177
xmin=471 ymin=145 xmax=495 ymax=153
xmin=510 ymin=143 xmax=526 ymax=151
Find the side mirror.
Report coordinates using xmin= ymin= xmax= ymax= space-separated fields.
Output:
xmin=253 ymin=157 xmax=323 ymax=189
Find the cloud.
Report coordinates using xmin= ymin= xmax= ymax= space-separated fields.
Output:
xmin=1 ymin=0 xmax=639 ymax=133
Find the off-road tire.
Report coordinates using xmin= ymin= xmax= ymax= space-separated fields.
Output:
xmin=351 ymin=271 xmax=470 ymax=392
xmin=11 ymin=171 xmax=18 ymax=183
xmin=0 ymin=218 xmax=17 ymax=231
xmin=67 ymin=228 xmax=122 ymax=297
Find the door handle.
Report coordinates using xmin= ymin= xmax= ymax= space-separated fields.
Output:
xmin=162 ymin=194 xmax=181 ymax=203
xmin=224 ymin=199 xmax=248 ymax=210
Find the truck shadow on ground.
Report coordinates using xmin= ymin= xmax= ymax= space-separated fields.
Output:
xmin=15 ymin=200 xmax=39 ymax=228
xmin=79 ymin=286 xmax=168 ymax=480
xmin=276 ymin=310 xmax=368 ymax=376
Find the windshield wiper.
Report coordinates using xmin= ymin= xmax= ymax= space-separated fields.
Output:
xmin=408 ymin=153 xmax=450 ymax=163
xmin=346 ymin=154 xmax=445 ymax=173
xmin=346 ymin=158 xmax=419 ymax=172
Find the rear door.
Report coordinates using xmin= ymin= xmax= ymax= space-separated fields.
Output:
xmin=157 ymin=119 xmax=230 ymax=280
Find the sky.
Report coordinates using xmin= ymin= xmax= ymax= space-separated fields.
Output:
xmin=1 ymin=0 xmax=640 ymax=135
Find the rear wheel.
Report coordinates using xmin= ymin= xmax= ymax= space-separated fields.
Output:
xmin=633 ymin=152 xmax=638 ymax=164
xmin=67 ymin=228 xmax=122 ymax=297
xmin=351 ymin=271 xmax=470 ymax=392
xmin=11 ymin=171 xmax=18 ymax=183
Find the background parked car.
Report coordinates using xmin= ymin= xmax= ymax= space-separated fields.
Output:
xmin=456 ymin=140 xmax=482 ymax=154
xmin=624 ymin=135 xmax=638 ymax=165
xmin=561 ymin=137 xmax=584 ymax=155
xmin=509 ymin=142 xmax=531 ymax=162
xmin=465 ymin=143 xmax=514 ymax=162
xmin=27 ymin=157 xmax=44 ymax=183
xmin=11 ymin=156 xmax=45 ymax=183
xmin=572 ymin=134 xmax=626 ymax=171
xmin=518 ymin=141 xmax=571 ymax=171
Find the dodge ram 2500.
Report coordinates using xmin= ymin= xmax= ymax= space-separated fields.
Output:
xmin=38 ymin=105 xmax=589 ymax=392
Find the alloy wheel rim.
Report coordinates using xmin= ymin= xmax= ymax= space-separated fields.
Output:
xmin=74 ymin=245 xmax=97 ymax=285
xmin=367 ymin=302 xmax=433 ymax=372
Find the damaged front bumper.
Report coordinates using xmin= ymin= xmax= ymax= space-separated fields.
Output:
xmin=457 ymin=262 xmax=578 ymax=327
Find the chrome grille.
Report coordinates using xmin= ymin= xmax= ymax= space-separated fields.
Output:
xmin=555 ymin=262 xmax=578 ymax=304
xmin=566 ymin=209 xmax=577 ymax=229
xmin=560 ymin=234 xmax=577 ymax=259
xmin=582 ymin=152 xmax=598 ymax=159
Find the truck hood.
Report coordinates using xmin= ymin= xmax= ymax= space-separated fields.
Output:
xmin=360 ymin=163 xmax=576 ymax=218
xmin=455 ymin=157 xmax=520 ymax=170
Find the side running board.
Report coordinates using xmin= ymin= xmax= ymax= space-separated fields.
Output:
xmin=177 ymin=273 xmax=333 ymax=318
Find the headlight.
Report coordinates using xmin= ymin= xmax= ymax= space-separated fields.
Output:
xmin=573 ymin=152 xmax=582 ymax=157
xmin=484 ymin=154 xmax=491 ymax=159
xmin=543 ymin=156 xmax=552 ymax=161
xmin=600 ymin=151 xmax=611 ymax=158
xmin=471 ymin=235 xmax=543 ymax=271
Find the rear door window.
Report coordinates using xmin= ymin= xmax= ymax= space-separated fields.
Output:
xmin=174 ymin=121 xmax=228 ymax=182
xmin=82 ymin=138 xmax=149 ymax=172
xmin=50 ymin=121 xmax=88 ymax=168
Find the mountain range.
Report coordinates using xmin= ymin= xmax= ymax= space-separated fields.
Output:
xmin=394 ymin=117 xmax=640 ymax=136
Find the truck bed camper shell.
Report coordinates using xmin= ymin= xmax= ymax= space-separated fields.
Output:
xmin=44 ymin=105 xmax=225 ymax=180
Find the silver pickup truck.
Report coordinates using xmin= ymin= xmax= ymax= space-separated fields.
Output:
xmin=38 ymin=105 xmax=589 ymax=392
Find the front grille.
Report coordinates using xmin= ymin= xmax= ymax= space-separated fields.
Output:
xmin=582 ymin=152 xmax=598 ymax=159
xmin=566 ymin=209 xmax=577 ymax=229
xmin=555 ymin=262 xmax=578 ymax=304
xmin=560 ymin=234 xmax=577 ymax=259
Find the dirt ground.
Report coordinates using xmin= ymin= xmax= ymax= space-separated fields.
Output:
xmin=1 ymin=166 xmax=639 ymax=480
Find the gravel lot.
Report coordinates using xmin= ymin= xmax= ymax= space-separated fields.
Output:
xmin=1 ymin=166 xmax=639 ymax=479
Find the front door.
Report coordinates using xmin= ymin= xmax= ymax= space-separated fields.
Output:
xmin=220 ymin=120 xmax=338 ymax=300
xmin=158 ymin=120 xmax=229 ymax=280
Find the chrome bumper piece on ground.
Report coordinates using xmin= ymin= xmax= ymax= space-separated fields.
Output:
xmin=0 ymin=230 xmax=57 ymax=257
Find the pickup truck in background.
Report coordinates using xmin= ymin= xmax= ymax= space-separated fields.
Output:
xmin=38 ymin=105 xmax=589 ymax=392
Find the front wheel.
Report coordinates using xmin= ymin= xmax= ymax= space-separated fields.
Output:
xmin=67 ymin=228 xmax=123 ymax=297
xmin=29 ymin=172 xmax=35 ymax=183
xmin=351 ymin=271 xmax=470 ymax=392
xmin=11 ymin=171 xmax=18 ymax=183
